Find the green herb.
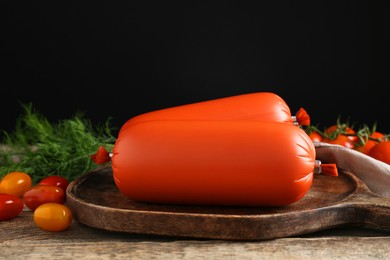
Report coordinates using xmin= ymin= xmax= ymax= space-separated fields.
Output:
xmin=0 ymin=103 xmax=117 ymax=184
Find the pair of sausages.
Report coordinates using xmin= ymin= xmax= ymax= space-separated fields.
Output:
xmin=111 ymin=92 xmax=332 ymax=207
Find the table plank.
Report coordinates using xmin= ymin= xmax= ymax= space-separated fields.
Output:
xmin=1 ymin=211 xmax=389 ymax=259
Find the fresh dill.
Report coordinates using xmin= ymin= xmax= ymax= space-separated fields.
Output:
xmin=0 ymin=103 xmax=117 ymax=184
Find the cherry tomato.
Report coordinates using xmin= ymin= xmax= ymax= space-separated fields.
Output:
xmin=354 ymin=131 xmax=385 ymax=155
xmin=308 ymin=131 xmax=323 ymax=142
xmin=39 ymin=175 xmax=70 ymax=192
xmin=33 ymin=203 xmax=73 ymax=231
xmin=23 ymin=185 xmax=65 ymax=211
xmin=325 ymin=124 xmax=358 ymax=141
xmin=323 ymin=134 xmax=355 ymax=148
xmin=368 ymin=141 xmax=390 ymax=165
xmin=0 ymin=171 xmax=32 ymax=197
xmin=0 ymin=193 xmax=24 ymax=221
xmin=323 ymin=125 xmax=357 ymax=148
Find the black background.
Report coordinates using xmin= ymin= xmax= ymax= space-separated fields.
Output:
xmin=2 ymin=1 xmax=389 ymax=137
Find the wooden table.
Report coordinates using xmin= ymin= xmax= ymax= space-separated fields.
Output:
xmin=1 ymin=209 xmax=389 ymax=259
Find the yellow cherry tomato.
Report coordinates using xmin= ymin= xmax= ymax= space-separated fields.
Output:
xmin=33 ymin=203 xmax=73 ymax=232
xmin=0 ymin=171 xmax=32 ymax=197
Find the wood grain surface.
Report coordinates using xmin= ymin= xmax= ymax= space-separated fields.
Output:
xmin=66 ymin=166 xmax=390 ymax=241
xmin=1 ymin=210 xmax=389 ymax=259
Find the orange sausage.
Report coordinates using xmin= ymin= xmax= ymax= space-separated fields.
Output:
xmin=119 ymin=92 xmax=310 ymax=135
xmin=112 ymin=120 xmax=316 ymax=207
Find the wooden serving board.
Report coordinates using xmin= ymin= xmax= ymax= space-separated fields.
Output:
xmin=66 ymin=166 xmax=390 ymax=241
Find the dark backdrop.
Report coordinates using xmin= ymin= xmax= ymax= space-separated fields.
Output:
xmin=2 ymin=1 xmax=390 ymax=137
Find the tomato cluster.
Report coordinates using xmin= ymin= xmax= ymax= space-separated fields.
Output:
xmin=0 ymin=172 xmax=73 ymax=231
xmin=305 ymin=122 xmax=390 ymax=165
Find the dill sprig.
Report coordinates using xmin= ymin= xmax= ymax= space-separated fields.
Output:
xmin=0 ymin=103 xmax=117 ymax=184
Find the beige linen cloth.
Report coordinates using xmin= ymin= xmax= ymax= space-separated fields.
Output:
xmin=315 ymin=142 xmax=390 ymax=198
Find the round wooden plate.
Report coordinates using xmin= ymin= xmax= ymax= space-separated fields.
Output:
xmin=66 ymin=166 xmax=390 ymax=240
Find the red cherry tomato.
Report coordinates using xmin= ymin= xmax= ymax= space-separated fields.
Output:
xmin=324 ymin=124 xmax=358 ymax=142
xmin=39 ymin=175 xmax=70 ymax=192
xmin=0 ymin=171 xmax=32 ymax=197
xmin=33 ymin=203 xmax=73 ymax=231
xmin=354 ymin=131 xmax=385 ymax=155
xmin=23 ymin=185 xmax=65 ymax=211
xmin=368 ymin=141 xmax=390 ymax=165
xmin=308 ymin=131 xmax=323 ymax=142
xmin=0 ymin=193 xmax=24 ymax=221
xmin=323 ymin=125 xmax=357 ymax=148
xmin=323 ymin=134 xmax=355 ymax=148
